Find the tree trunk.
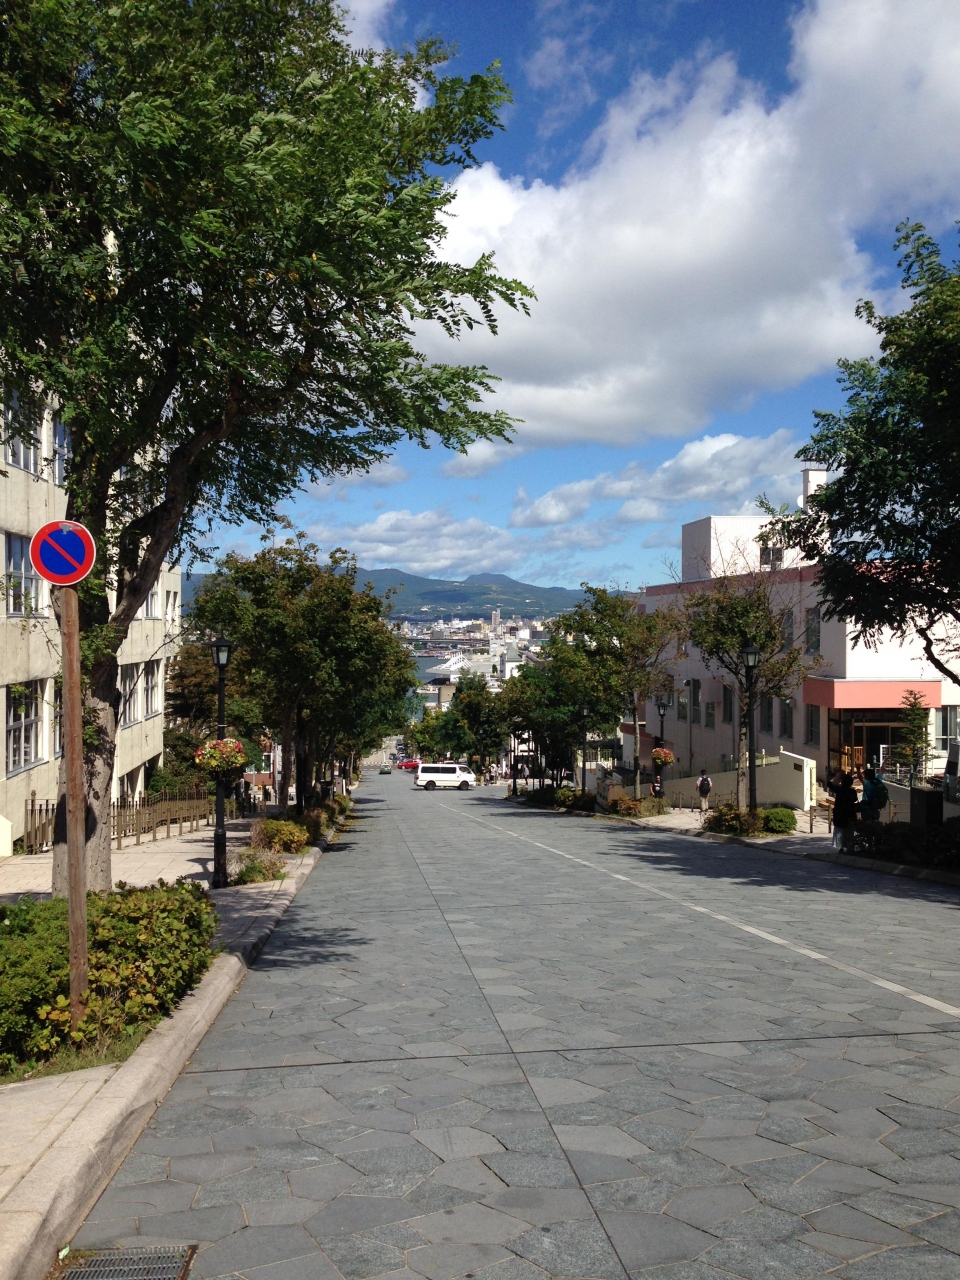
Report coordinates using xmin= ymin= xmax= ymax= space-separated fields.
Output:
xmin=278 ymin=711 xmax=296 ymax=814
xmin=53 ymin=653 xmax=119 ymax=896
xmin=633 ymin=700 xmax=642 ymax=801
xmin=737 ymin=703 xmax=749 ymax=810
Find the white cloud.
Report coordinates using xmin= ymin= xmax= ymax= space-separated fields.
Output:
xmin=340 ymin=0 xmax=395 ymax=48
xmin=312 ymin=459 xmax=411 ymax=499
xmin=440 ymin=438 xmax=523 ymax=477
xmin=311 ymin=508 xmax=528 ymax=578
xmin=425 ymin=0 xmax=960 ymax=447
xmin=509 ymin=428 xmax=800 ymax=528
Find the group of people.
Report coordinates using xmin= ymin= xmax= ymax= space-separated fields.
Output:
xmin=827 ymin=767 xmax=889 ymax=851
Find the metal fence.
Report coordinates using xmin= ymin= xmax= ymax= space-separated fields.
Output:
xmin=22 ymin=789 xmax=238 ymax=855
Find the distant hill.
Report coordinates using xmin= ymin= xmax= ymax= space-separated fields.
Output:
xmin=183 ymin=568 xmax=583 ymax=620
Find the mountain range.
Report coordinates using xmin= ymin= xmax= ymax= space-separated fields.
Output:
xmin=183 ymin=569 xmax=583 ymax=620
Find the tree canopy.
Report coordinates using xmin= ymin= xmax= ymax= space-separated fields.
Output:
xmin=763 ymin=221 xmax=960 ymax=684
xmin=0 ymin=0 xmax=530 ymax=882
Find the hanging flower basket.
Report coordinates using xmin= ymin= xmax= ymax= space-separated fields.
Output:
xmin=195 ymin=738 xmax=248 ymax=778
xmin=651 ymin=747 xmax=675 ymax=769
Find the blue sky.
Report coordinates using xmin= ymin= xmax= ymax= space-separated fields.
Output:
xmin=261 ymin=0 xmax=960 ymax=589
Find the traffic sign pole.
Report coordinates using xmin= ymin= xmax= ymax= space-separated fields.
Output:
xmin=61 ymin=585 xmax=88 ymax=1032
xmin=29 ymin=521 xmax=98 ymax=1035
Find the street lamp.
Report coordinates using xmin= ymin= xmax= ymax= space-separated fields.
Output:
xmin=580 ymin=702 xmax=589 ymax=795
xmin=743 ymin=643 xmax=760 ymax=813
xmin=654 ymin=691 xmax=673 ymax=747
xmin=209 ymin=636 xmax=233 ymax=888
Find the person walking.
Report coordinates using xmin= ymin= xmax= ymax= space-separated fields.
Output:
xmin=650 ymin=774 xmax=665 ymax=800
xmin=696 ymin=768 xmax=712 ymax=818
xmin=828 ymin=771 xmax=859 ymax=851
xmin=858 ymin=767 xmax=888 ymax=824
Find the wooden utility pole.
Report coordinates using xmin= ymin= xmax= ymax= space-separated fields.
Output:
xmin=61 ymin=584 xmax=88 ymax=1031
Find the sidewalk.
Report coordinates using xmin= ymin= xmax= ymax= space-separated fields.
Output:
xmin=0 ymin=817 xmax=254 ymax=901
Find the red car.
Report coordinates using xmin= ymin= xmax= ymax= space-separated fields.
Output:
xmin=396 ymin=758 xmax=421 ymax=771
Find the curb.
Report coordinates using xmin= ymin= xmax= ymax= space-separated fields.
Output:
xmin=0 ymin=818 xmax=347 ymax=1280
xmin=605 ymin=814 xmax=960 ymax=892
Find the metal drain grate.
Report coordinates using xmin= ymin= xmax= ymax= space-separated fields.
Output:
xmin=62 ymin=1246 xmax=196 ymax=1280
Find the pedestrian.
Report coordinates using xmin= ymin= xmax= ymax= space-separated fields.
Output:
xmin=650 ymin=774 xmax=665 ymax=800
xmin=696 ymin=768 xmax=712 ymax=817
xmin=828 ymin=771 xmax=859 ymax=851
xmin=858 ymin=767 xmax=888 ymax=824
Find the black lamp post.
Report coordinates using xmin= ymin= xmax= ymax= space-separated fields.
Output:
xmin=743 ymin=643 xmax=760 ymax=813
xmin=209 ymin=636 xmax=233 ymax=888
xmin=580 ymin=702 xmax=589 ymax=795
xmin=654 ymin=691 xmax=673 ymax=747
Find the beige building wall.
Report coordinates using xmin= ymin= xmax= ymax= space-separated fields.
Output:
xmin=1 ymin=399 xmax=181 ymax=845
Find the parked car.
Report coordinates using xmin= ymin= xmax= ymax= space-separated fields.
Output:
xmin=396 ymin=758 xmax=420 ymax=771
xmin=379 ymin=763 xmax=392 ymax=774
xmin=415 ymin=762 xmax=475 ymax=791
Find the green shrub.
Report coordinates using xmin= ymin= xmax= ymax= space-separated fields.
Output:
xmin=250 ymin=818 xmax=309 ymax=854
xmin=334 ymin=793 xmax=352 ymax=815
xmin=0 ymin=881 xmax=217 ymax=1072
xmin=232 ymin=849 xmax=288 ymax=885
xmin=609 ymin=796 xmax=668 ymax=818
xmin=703 ymin=804 xmax=765 ymax=836
xmin=763 ymin=807 xmax=797 ymax=833
xmin=855 ymin=816 xmax=960 ymax=870
xmin=554 ymin=786 xmax=576 ymax=807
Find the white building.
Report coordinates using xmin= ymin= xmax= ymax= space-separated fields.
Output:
xmin=642 ymin=477 xmax=958 ymax=784
xmin=2 ymin=394 xmax=181 ymax=849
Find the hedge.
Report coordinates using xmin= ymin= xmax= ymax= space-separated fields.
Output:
xmin=0 ymin=880 xmax=217 ymax=1073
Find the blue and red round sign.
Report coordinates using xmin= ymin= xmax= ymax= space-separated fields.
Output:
xmin=29 ymin=521 xmax=97 ymax=586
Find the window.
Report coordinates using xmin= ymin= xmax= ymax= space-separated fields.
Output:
xmin=52 ymin=417 xmax=70 ymax=485
xmin=781 ymin=609 xmax=794 ymax=650
xmin=53 ymin=681 xmax=63 ymax=757
xmin=805 ymin=605 xmax=821 ymax=654
xmin=144 ymin=584 xmax=159 ymax=618
xmin=2 ymin=389 xmax=40 ymax=474
xmin=143 ymin=660 xmax=160 ymax=717
xmin=164 ymin=590 xmax=179 ymax=631
xmin=6 ymin=680 xmax=43 ymax=774
xmin=705 ymin=701 xmax=716 ymax=730
xmin=779 ymin=698 xmax=794 ymax=739
xmin=805 ymin=702 xmax=821 ymax=747
xmin=935 ymin=706 xmax=959 ymax=752
xmin=759 ymin=694 xmax=774 ymax=735
xmin=760 ymin=544 xmax=784 ymax=569
xmin=691 ymin=679 xmax=702 ymax=724
xmin=6 ymin=533 xmax=41 ymax=615
xmin=677 ymin=690 xmax=689 ymax=722
xmin=119 ymin=664 xmax=140 ymax=726
xmin=722 ymin=685 xmax=734 ymax=724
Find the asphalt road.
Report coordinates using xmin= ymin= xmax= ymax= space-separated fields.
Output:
xmin=74 ymin=774 xmax=960 ymax=1279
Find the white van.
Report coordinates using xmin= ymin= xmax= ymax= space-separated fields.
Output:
xmin=415 ymin=762 xmax=476 ymax=791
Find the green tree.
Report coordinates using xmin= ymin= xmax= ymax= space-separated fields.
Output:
xmin=0 ymin=0 xmax=530 ymax=888
xmin=553 ymin=587 xmax=679 ymax=798
xmin=192 ymin=536 xmax=416 ymax=811
xmin=447 ymin=672 xmax=505 ymax=771
xmin=763 ymin=221 xmax=960 ymax=686
xmin=895 ymin=690 xmax=931 ymax=780
xmin=681 ymin=573 xmax=818 ymax=808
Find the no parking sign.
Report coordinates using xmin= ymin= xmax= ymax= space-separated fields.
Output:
xmin=29 ymin=520 xmax=96 ymax=585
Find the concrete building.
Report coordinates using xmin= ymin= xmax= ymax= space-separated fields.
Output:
xmin=642 ymin=475 xmax=958 ymax=784
xmin=2 ymin=394 xmax=182 ymax=850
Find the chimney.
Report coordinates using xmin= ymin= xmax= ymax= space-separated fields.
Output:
xmin=802 ymin=468 xmax=828 ymax=510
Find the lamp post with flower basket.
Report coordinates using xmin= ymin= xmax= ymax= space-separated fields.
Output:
xmin=200 ymin=637 xmax=239 ymax=887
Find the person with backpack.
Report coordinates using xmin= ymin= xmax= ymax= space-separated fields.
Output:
xmin=697 ymin=768 xmax=712 ymax=816
xmin=858 ymin=767 xmax=888 ymax=823
xmin=828 ymin=771 xmax=859 ymax=851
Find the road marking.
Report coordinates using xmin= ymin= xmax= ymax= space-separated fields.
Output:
xmin=440 ymin=804 xmax=960 ymax=1021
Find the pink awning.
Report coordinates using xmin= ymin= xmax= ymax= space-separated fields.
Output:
xmin=802 ymin=678 xmax=941 ymax=709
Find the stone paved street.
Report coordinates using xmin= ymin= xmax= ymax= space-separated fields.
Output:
xmin=72 ymin=775 xmax=960 ymax=1279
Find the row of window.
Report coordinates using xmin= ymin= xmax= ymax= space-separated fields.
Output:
xmin=4 ymin=531 xmax=179 ymax=624
xmin=5 ymin=661 xmax=163 ymax=777
xmin=676 ymin=681 xmax=822 ymax=745
xmin=2 ymin=389 xmax=70 ymax=483
xmin=781 ymin=606 xmax=821 ymax=655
